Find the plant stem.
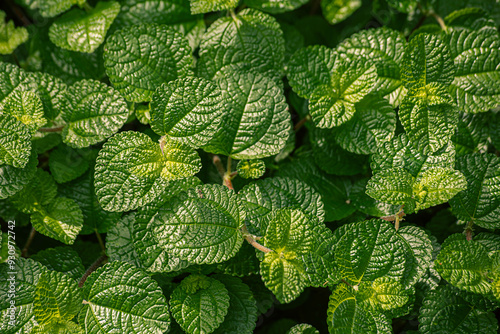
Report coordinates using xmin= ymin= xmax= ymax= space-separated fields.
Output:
xmin=380 ymin=205 xmax=405 ymax=231
xmin=95 ymin=230 xmax=105 ymax=253
xmin=241 ymin=224 xmax=273 ymax=253
xmin=38 ymin=125 xmax=64 ymax=133
xmin=294 ymin=114 xmax=311 ymax=132
xmin=21 ymin=227 xmax=36 ymax=258
xmin=212 ymin=155 xmax=226 ymax=179
xmin=82 ymin=2 xmax=93 ymax=12
xmin=429 ymin=11 xmax=447 ymax=32
xmin=465 ymin=221 xmax=474 ymax=241
xmin=78 ymin=254 xmax=108 ymax=288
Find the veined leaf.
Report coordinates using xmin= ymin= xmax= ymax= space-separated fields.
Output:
xmin=0 ymin=10 xmax=29 ymax=54
xmin=49 ymin=1 xmax=121 ymax=53
xmin=444 ymin=7 xmax=497 ymax=31
xmin=79 ymin=261 xmax=170 ymax=334
xmin=321 ymin=0 xmax=362 ymax=25
xmin=397 ymin=225 xmax=433 ymax=288
xmin=453 ymin=112 xmax=490 ymax=156
xmin=402 ymin=33 xmax=454 ymax=89
xmin=287 ymin=323 xmax=319 ymax=334
xmin=0 ymin=62 xmax=36 ymax=110
xmin=449 ymin=153 xmax=500 ymax=229
xmin=94 ymin=131 xmax=201 ymax=212
xmin=30 ymin=72 xmax=67 ymax=122
xmin=30 ymin=320 xmax=83 ymax=334
xmin=61 ymin=79 xmax=129 ymax=148
xmin=152 ymin=184 xmax=244 ymax=264
xmin=38 ymin=0 xmax=86 ymax=18
xmin=203 ymin=70 xmax=291 ymax=159
xmin=106 ymin=213 xmax=141 ymax=267
xmin=150 ymin=77 xmax=224 ymax=147
xmin=356 ymin=277 xmax=412 ymax=314
xmin=245 ymin=0 xmax=309 ymax=14
xmin=386 ymin=0 xmax=417 ymax=13
xmin=190 ymin=0 xmax=238 ymax=14
xmin=366 ymin=168 xmax=415 ymax=207
xmin=104 ymin=24 xmax=193 ymax=102
xmin=31 ymin=247 xmax=85 ymax=281
xmin=48 ymin=144 xmax=91 ymax=184
xmin=2 ymin=90 xmax=46 ymax=134
xmin=0 ymin=148 xmax=37 ymax=199
xmin=196 ymin=8 xmax=285 ymax=81
xmin=0 ymin=113 xmax=31 ymax=168
xmin=34 ymin=270 xmax=82 ymax=324
xmin=236 ymin=159 xmax=266 ymax=179
xmin=216 ymin=241 xmax=260 ymax=277
xmin=170 ymin=274 xmax=230 ymax=334
xmin=113 ymin=0 xmax=192 ymax=29
xmin=9 ymin=169 xmax=57 ymax=214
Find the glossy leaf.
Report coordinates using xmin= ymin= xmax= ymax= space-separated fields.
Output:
xmin=245 ymin=0 xmax=309 ymax=14
xmin=106 ymin=213 xmax=141 ymax=267
xmin=0 ymin=62 xmax=35 ymax=110
xmin=366 ymin=168 xmax=415 ymax=207
xmin=48 ymin=145 xmax=91 ymax=184
xmin=0 ymin=113 xmax=31 ymax=168
xmin=9 ymin=169 xmax=57 ymax=214
xmin=321 ymin=0 xmax=362 ymax=25
xmin=397 ymin=225 xmax=433 ymax=288
xmin=2 ymin=90 xmax=46 ymax=134
xmin=237 ymin=159 xmax=266 ymax=179
xmin=0 ymin=10 xmax=29 ymax=54
xmin=30 ymin=320 xmax=84 ymax=334
xmin=0 ymin=148 xmax=37 ymax=200
xmin=190 ymin=0 xmax=238 ymax=14
xmin=287 ymin=323 xmax=320 ymax=334
xmin=30 ymin=72 xmax=67 ymax=122
xmin=31 ymin=247 xmax=85 ymax=281
xmin=38 ymin=0 xmax=86 ymax=18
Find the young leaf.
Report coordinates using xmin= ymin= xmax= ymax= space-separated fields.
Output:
xmin=31 ymin=247 xmax=85 ymax=281
xmin=2 ymin=91 xmax=46 ymax=134
xmin=150 ymin=76 xmax=224 ymax=147
xmin=321 ymin=0 xmax=362 ymax=25
xmin=79 ymin=261 xmax=170 ymax=333
xmin=60 ymin=79 xmax=129 ymax=148
xmin=356 ymin=277 xmax=412 ymax=314
xmin=30 ymin=320 xmax=84 ymax=334
xmin=49 ymin=1 xmax=121 ymax=53
xmin=170 ymin=274 xmax=230 ymax=334
xmin=34 ymin=270 xmax=83 ymax=324
xmin=0 ymin=10 xmax=29 ymax=54
xmin=287 ymin=323 xmax=320 ymax=334
xmin=237 ymin=159 xmax=266 ymax=179
xmin=366 ymin=168 xmax=415 ymax=207
xmin=0 ymin=62 xmax=35 ymax=110
xmin=202 ymin=70 xmax=291 ymax=159
xmin=190 ymin=0 xmax=238 ymax=14
xmin=0 ymin=148 xmax=37 ymax=200
xmin=106 ymin=213 xmax=141 ymax=267
xmin=9 ymin=169 xmax=57 ymax=214
xmin=0 ymin=113 xmax=31 ymax=168
xmin=104 ymin=24 xmax=193 ymax=102
xmin=30 ymin=72 xmax=67 ymax=122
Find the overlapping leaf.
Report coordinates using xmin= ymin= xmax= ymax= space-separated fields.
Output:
xmin=396 ymin=226 xmax=433 ymax=288
xmin=244 ymin=0 xmax=309 ymax=14
xmin=236 ymin=159 xmax=266 ymax=179
xmin=321 ymin=0 xmax=362 ymax=25
xmin=0 ymin=148 xmax=37 ymax=199
xmin=30 ymin=72 xmax=67 ymax=122
xmin=31 ymin=247 xmax=85 ymax=281
xmin=2 ymin=90 xmax=46 ymax=134
xmin=38 ymin=0 xmax=86 ymax=18
xmin=0 ymin=10 xmax=29 ymax=54
xmin=0 ymin=113 xmax=31 ymax=168
xmin=106 ymin=213 xmax=141 ymax=267
xmin=190 ymin=0 xmax=238 ymax=14
xmin=0 ymin=62 xmax=35 ymax=110
xmin=9 ymin=169 xmax=57 ymax=214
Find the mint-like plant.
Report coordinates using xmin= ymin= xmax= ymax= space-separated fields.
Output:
xmin=0 ymin=0 xmax=500 ymax=333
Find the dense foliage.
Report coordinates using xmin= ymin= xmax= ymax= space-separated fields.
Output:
xmin=0 ymin=0 xmax=500 ymax=333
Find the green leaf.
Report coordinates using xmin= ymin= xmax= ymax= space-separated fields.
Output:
xmin=335 ymin=219 xmax=407 ymax=285
xmin=212 ymin=274 xmax=258 ymax=334
xmin=203 ymin=71 xmax=291 ymax=159
xmin=333 ymin=95 xmax=396 ymax=154
xmin=170 ymin=274 xmax=229 ymax=334
xmin=366 ymin=168 xmax=415 ymax=207
xmin=150 ymin=77 xmax=224 ymax=147
xmin=0 ymin=62 xmax=36 ymax=110
xmin=0 ymin=10 xmax=29 ymax=54
xmin=49 ymin=1 xmax=120 ymax=53
xmin=104 ymin=24 xmax=193 ymax=102
xmin=2 ymin=90 xmax=46 ymax=134
xmin=321 ymin=0 xmax=362 ymax=25
xmin=152 ymin=184 xmax=244 ymax=264
xmin=60 ymin=79 xmax=129 ymax=148
xmin=419 ymin=284 xmax=498 ymax=334
xmin=244 ymin=0 xmax=309 ymax=14
xmin=449 ymin=153 xmax=500 ymax=229
xmin=30 ymin=72 xmax=68 ymax=122
xmin=447 ymin=29 xmax=500 ymax=113
xmin=49 ymin=144 xmax=91 ymax=183
xmin=113 ymin=0 xmax=192 ymax=29
xmin=34 ymin=270 xmax=82 ymax=324
xmin=309 ymin=57 xmax=377 ymax=128
xmin=106 ymin=213 xmax=141 ymax=267
xmin=0 ymin=113 xmax=31 ymax=168
xmin=190 ymin=0 xmax=238 ymax=14
xmin=196 ymin=9 xmax=285 ymax=81
xmin=31 ymin=247 xmax=85 ymax=281
xmin=31 ymin=197 xmax=83 ymax=245
xmin=9 ymin=169 xmax=57 ymax=214
xmin=435 ymin=239 xmax=493 ymax=294
xmin=402 ymin=33 xmax=455 ymax=89
xmin=356 ymin=277 xmax=412 ymax=314
xmin=287 ymin=323 xmax=320 ymax=334
xmin=79 ymin=261 xmax=170 ymax=334
xmin=386 ymin=0 xmax=417 ymax=13
xmin=453 ymin=112 xmax=490 ymax=156
xmin=30 ymin=320 xmax=84 ymax=334
xmin=237 ymin=159 xmax=266 ymax=179
xmin=444 ymin=7 xmax=497 ymax=31
xmin=94 ymin=131 xmax=201 ymax=212
xmin=216 ymin=242 xmax=260 ymax=277
xmin=38 ymin=0 xmax=85 ymax=18
xmin=0 ymin=148 xmax=37 ymax=200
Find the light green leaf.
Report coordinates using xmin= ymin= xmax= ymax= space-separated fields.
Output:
xmin=31 ymin=246 xmax=85 ymax=281
xmin=0 ymin=10 xmax=29 ymax=54
xmin=357 ymin=277 xmax=412 ymax=313
xmin=0 ymin=148 xmax=37 ymax=200
xmin=435 ymin=239 xmax=493 ymax=294
xmin=60 ymin=79 xmax=129 ymax=148
xmin=321 ymin=0 xmax=362 ymax=25
xmin=190 ymin=0 xmax=238 ymax=14
xmin=402 ymin=33 xmax=454 ymax=89
xmin=444 ymin=7 xmax=497 ymax=31
xmin=0 ymin=258 xmax=45 ymax=334
xmin=366 ymin=168 xmax=415 ymax=207
xmin=79 ymin=261 xmax=170 ymax=334
xmin=94 ymin=131 xmax=201 ymax=212
xmin=333 ymin=95 xmax=396 ymax=155
xmin=196 ymin=9 xmax=285 ymax=81
xmin=212 ymin=274 xmax=258 ymax=334
xmin=38 ymin=0 xmax=85 ymax=18
xmin=49 ymin=1 xmax=120 ymax=53
xmin=0 ymin=62 xmax=36 ymax=110
xmin=203 ymin=70 xmax=291 ymax=159
xmin=106 ymin=213 xmax=141 ymax=267
xmin=449 ymin=153 xmax=500 ymax=229
xmin=237 ymin=159 xmax=266 ymax=179
xmin=447 ymin=29 xmax=500 ymax=113
xmin=31 ymin=197 xmax=83 ymax=245
xmin=350 ymin=177 xmax=400 ymax=217
xmin=386 ymin=0 xmax=417 ymax=13
xmin=397 ymin=225 xmax=433 ymax=288
xmin=2 ymin=90 xmax=46 ymax=133
xmin=9 ymin=169 xmax=57 ymax=214
xmin=30 ymin=320 xmax=84 ymax=334
xmin=150 ymin=77 xmax=224 ymax=147
xmin=399 ymin=82 xmax=458 ymax=154
xmin=30 ymin=72 xmax=67 ymax=122
xmin=104 ymin=24 xmax=193 ymax=102
xmin=0 ymin=113 xmax=31 ymax=168
xmin=287 ymin=323 xmax=319 ymax=334
xmin=48 ymin=144 xmax=91 ymax=183
xmin=152 ymin=184 xmax=244 ymax=264
xmin=34 ymin=270 xmax=82 ymax=324
xmin=170 ymin=274 xmax=229 ymax=334
xmin=286 ymin=45 xmax=337 ymax=99
xmin=419 ymin=284 xmax=498 ymax=334
xmin=245 ymin=0 xmax=309 ymax=14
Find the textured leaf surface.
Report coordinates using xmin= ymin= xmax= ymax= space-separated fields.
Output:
xmin=79 ymin=261 xmax=170 ymax=334
xmin=30 ymin=72 xmax=67 ymax=122
xmin=0 ymin=62 xmax=35 ymax=110
xmin=94 ymin=131 xmax=201 ymax=212
xmin=113 ymin=0 xmax=192 ymax=29
xmin=150 ymin=77 xmax=224 ymax=147
xmin=0 ymin=113 xmax=31 ymax=168
xmin=203 ymin=70 xmax=291 ymax=159
xmin=49 ymin=1 xmax=120 ymax=53
xmin=34 ymin=270 xmax=82 ymax=324
xmin=0 ymin=148 xmax=37 ymax=199
xmin=196 ymin=9 xmax=285 ymax=80
xmin=38 ymin=0 xmax=85 ymax=18
xmin=397 ymin=226 xmax=433 ymax=288
xmin=31 ymin=197 xmax=83 ymax=245
xmin=449 ymin=153 xmax=500 ymax=229
xmin=366 ymin=168 xmax=415 ymax=207
xmin=152 ymin=184 xmax=244 ymax=264
xmin=287 ymin=323 xmax=319 ymax=334
xmin=106 ymin=213 xmax=141 ymax=267
xmin=0 ymin=10 xmax=29 ymax=54
xmin=170 ymin=274 xmax=229 ymax=334
xmin=321 ymin=0 xmax=362 ymax=25
xmin=237 ymin=159 xmax=266 ymax=179
xmin=2 ymin=90 xmax=46 ymax=134
xmin=31 ymin=247 xmax=84 ymax=281
xmin=30 ymin=320 xmax=84 ymax=334
xmin=190 ymin=0 xmax=238 ymax=14
xmin=61 ymin=79 xmax=128 ymax=148
xmin=104 ymin=24 xmax=193 ymax=102
xmin=9 ymin=169 xmax=57 ymax=214
xmin=245 ymin=0 xmax=309 ymax=14
xmin=357 ymin=277 xmax=412 ymax=314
